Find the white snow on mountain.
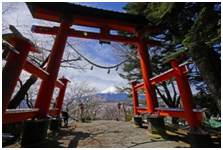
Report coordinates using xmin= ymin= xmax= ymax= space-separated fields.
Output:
xmin=100 ymin=87 xmax=119 ymax=94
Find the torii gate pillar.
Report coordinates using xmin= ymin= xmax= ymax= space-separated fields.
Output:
xmin=21 ymin=15 xmax=73 ymax=146
xmin=135 ymin=28 xmax=166 ymax=136
xmin=50 ymin=77 xmax=70 ymax=130
xmin=34 ymin=15 xmax=72 ymax=118
xmin=2 ymin=38 xmax=34 ymax=116
xmin=55 ymin=77 xmax=70 ymax=118
xmin=135 ymin=28 xmax=158 ymax=113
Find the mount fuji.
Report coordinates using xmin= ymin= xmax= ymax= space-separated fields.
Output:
xmin=100 ymin=87 xmax=119 ymax=94
xmin=96 ymin=87 xmax=146 ymax=101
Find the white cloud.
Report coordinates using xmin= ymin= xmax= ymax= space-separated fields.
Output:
xmin=2 ymin=2 xmax=130 ymax=93
xmin=59 ymin=63 xmax=128 ymax=92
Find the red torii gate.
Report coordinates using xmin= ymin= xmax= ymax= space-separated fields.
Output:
xmin=2 ymin=33 xmax=70 ymax=124
xmin=25 ymin=2 xmax=212 ymax=147
xmin=3 ymin=2 xmax=161 ymax=146
xmin=2 ymin=2 xmax=212 ymax=147
xmin=26 ymin=2 xmax=161 ymax=117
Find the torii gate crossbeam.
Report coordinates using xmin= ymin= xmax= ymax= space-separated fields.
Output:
xmin=26 ymin=2 xmax=162 ymax=115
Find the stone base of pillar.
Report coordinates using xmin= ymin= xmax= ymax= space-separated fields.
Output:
xmin=188 ymin=131 xmax=213 ymax=148
xmin=147 ymin=115 xmax=167 ymax=136
xmin=21 ymin=119 xmax=49 ymax=147
xmin=133 ymin=116 xmax=142 ymax=128
xmin=50 ymin=118 xmax=62 ymax=130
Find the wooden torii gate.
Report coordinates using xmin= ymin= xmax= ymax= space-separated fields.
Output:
xmin=2 ymin=26 xmax=70 ymax=146
xmin=2 ymin=2 xmax=213 ymax=147
xmin=26 ymin=2 xmax=161 ymax=119
xmin=2 ymin=30 xmax=70 ymax=123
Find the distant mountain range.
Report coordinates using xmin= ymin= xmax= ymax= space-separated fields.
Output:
xmin=96 ymin=87 xmax=146 ymax=101
xmin=19 ymin=87 xmax=160 ymax=108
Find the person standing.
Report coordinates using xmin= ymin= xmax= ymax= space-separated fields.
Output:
xmin=61 ymin=111 xmax=69 ymax=126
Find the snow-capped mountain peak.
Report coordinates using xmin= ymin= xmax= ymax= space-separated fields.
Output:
xmin=97 ymin=86 xmax=146 ymax=101
xmin=100 ymin=87 xmax=119 ymax=94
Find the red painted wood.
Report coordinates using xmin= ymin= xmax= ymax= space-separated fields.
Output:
xmin=136 ymin=30 xmax=158 ymax=114
xmin=2 ymin=40 xmax=31 ymax=116
xmin=33 ymin=18 xmax=71 ymax=118
xmin=32 ymin=25 xmax=162 ymax=46
xmin=3 ymin=111 xmax=38 ymax=124
xmin=34 ymin=7 xmax=145 ymax=32
xmin=23 ymin=60 xmax=49 ymax=80
xmin=170 ymin=60 xmax=201 ymax=127
xmin=131 ymin=81 xmax=139 ymax=115
xmin=55 ymin=78 xmax=69 ymax=117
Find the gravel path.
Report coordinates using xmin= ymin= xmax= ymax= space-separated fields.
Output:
xmin=41 ymin=120 xmax=190 ymax=148
xmin=4 ymin=120 xmax=221 ymax=148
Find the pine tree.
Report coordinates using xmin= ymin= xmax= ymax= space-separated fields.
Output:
xmin=122 ymin=2 xmax=221 ymax=115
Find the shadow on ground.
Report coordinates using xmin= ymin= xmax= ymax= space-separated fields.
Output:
xmin=35 ymin=125 xmax=90 ymax=148
xmin=164 ymin=124 xmax=190 ymax=145
xmin=68 ymin=132 xmax=90 ymax=148
xmin=4 ymin=121 xmax=221 ymax=148
xmin=128 ymin=139 xmax=167 ymax=148
xmin=162 ymin=124 xmax=221 ymax=148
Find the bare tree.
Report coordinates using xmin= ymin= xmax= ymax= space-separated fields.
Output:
xmin=2 ymin=2 xmax=89 ymax=109
xmin=100 ymin=103 xmax=118 ymax=120
xmin=63 ymin=79 xmax=105 ymax=121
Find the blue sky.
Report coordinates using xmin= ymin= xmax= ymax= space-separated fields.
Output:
xmin=2 ymin=2 xmax=131 ymax=92
xmin=66 ymin=2 xmax=131 ymax=91
xmin=2 ymin=2 xmax=202 ymax=96
xmin=73 ymin=2 xmax=128 ymax=12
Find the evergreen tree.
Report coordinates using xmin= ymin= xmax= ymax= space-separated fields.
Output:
xmin=122 ymin=2 xmax=221 ymax=114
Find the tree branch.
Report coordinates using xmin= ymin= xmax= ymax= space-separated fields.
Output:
xmin=61 ymin=57 xmax=81 ymax=63
xmin=171 ymin=80 xmax=178 ymax=107
xmin=162 ymin=82 xmax=174 ymax=106
xmin=18 ymin=78 xmax=23 ymax=87
xmin=155 ymin=85 xmax=172 ymax=107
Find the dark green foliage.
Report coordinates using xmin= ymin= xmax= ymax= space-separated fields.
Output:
xmin=123 ymin=2 xmax=220 ymax=58
xmin=193 ymin=91 xmax=219 ymax=119
xmin=120 ymin=2 xmax=221 ymax=115
xmin=119 ymin=56 xmax=142 ymax=82
xmin=85 ymin=116 xmax=91 ymax=121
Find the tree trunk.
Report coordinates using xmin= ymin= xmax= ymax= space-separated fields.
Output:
xmin=7 ymin=55 xmax=49 ymax=109
xmin=7 ymin=75 xmax=38 ymax=109
xmin=191 ymin=46 xmax=221 ymax=115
